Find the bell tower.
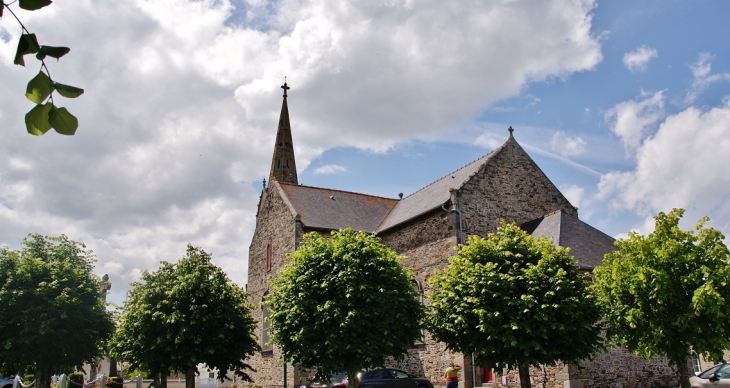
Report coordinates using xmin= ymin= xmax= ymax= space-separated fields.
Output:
xmin=269 ymin=81 xmax=298 ymax=185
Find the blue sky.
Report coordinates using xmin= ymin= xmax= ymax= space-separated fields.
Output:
xmin=1 ymin=0 xmax=729 ymax=304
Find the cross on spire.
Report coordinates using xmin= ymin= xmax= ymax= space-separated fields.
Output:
xmin=281 ymin=78 xmax=290 ymax=97
xmin=508 ymin=126 xmax=514 ymax=136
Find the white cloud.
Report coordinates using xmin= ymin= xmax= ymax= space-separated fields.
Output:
xmin=0 ymin=0 xmax=603 ymax=304
xmin=313 ymin=164 xmax=346 ymax=175
xmin=685 ymin=52 xmax=730 ymax=104
xmin=561 ymin=184 xmax=585 ymax=210
xmin=550 ymin=131 xmax=586 ymax=157
xmin=605 ymin=91 xmax=665 ymax=151
xmin=598 ymin=100 xmax=730 ymax=234
xmin=690 ymin=52 xmax=713 ymax=79
xmin=622 ymin=46 xmax=658 ymax=73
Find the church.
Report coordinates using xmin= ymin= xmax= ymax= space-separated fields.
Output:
xmin=242 ymin=84 xmax=677 ymax=388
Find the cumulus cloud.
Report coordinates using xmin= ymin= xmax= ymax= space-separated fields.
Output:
xmin=622 ymin=46 xmax=658 ymax=73
xmin=598 ymin=101 xmax=730 ymax=234
xmin=561 ymin=184 xmax=585 ymax=210
xmin=550 ymin=131 xmax=587 ymax=157
xmin=685 ymin=52 xmax=730 ymax=104
xmin=605 ymin=91 xmax=665 ymax=151
xmin=0 ymin=0 xmax=603 ymax=303
xmin=313 ymin=164 xmax=346 ymax=175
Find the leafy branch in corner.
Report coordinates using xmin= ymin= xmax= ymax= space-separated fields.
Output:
xmin=2 ymin=0 xmax=83 ymax=136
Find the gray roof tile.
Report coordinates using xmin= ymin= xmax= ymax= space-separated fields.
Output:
xmin=376 ymin=142 xmax=506 ymax=232
xmin=521 ymin=210 xmax=616 ymax=269
xmin=278 ymin=183 xmax=398 ymax=232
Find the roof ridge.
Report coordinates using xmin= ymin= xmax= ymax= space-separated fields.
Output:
xmin=400 ymin=139 xmax=510 ymax=201
xmin=278 ymin=182 xmax=399 ymax=201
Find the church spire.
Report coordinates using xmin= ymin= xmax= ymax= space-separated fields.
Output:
xmin=269 ymin=80 xmax=298 ymax=185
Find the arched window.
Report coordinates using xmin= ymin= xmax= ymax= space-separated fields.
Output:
xmin=262 ymin=292 xmax=272 ymax=352
xmin=266 ymin=242 xmax=272 ymax=272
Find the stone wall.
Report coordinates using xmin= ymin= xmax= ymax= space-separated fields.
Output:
xmin=389 ymin=235 xmax=465 ymax=387
xmin=456 ymin=138 xmax=577 ymax=238
xmin=571 ymin=348 xmax=677 ymax=388
xmin=380 ymin=210 xmax=454 ymax=254
xmin=493 ymin=364 xmax=569 ymax=388
xmin=247 ymin=182 xmax=300 ymax=388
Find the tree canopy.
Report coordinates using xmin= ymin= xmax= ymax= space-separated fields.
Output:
xmin=0 ymin=234 xmax=114 ymax=388
xmin=592 ymin=208 xmax=730 ymax=388
xmin=1 ymin=0 xmax=83 ymax=135
xmin=267 ymin=229 xmax=424 ymax=388
xmin=111 ymin=244 xmax=259 ymax=388
xmin=426 ymin=222 xmax=603 ymax=388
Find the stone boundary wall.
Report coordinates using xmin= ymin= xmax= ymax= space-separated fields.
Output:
xmin=492 ymin=363 xmax=569 ymax=388
xmin=571 ymin=347 xmax=677 ymax=388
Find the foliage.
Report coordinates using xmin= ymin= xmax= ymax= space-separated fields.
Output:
xmin=1 ymin=1 xmax=83 ymax=135
xmin=0 ymin=234 xmax=115 ymax=388
xmin=267 ymin=229 xmax=424 ymax=388
xmin=426 ymin=222 xmax=603 ymax=388
xmin=111 ymin=244 xmax=259 ymax=388
xmin=592 ymin=208 xmax=730 ymax=388
xmin=67 ymin=373 xmax=85 ymax=388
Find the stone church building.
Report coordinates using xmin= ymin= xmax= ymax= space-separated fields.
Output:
xmin=242 ymin=85 xmax=678 ymax=388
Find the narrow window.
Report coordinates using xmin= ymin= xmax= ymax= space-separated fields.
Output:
xmin=266 ymin=242 xmax=272 ymax=272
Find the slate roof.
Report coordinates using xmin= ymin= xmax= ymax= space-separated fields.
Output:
xmin=521 ymin=209 xmax=616 ymax=269
xmin=278 ymin=183 xmax=398 ymax=232
xmin=376 ymin=141 xmax=508 ymax=232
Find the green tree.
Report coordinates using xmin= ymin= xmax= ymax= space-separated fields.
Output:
xmin=267 ymin=229 xmax=424 ymax=388
xmin=111 ymin=244 xmax=259 ymax=388
xmin=1 ymin=0 xmax=83 ymax=135
xmin=0 ymin=234 xmax=115 ymax=388
xmin=426 ymin=222 xmax=603 ymax=388
xmin=592 ymin=208 xmax=730 ymax=388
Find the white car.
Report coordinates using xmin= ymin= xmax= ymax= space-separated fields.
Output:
xmin=691 ymin=364 xmax=730 ymax=387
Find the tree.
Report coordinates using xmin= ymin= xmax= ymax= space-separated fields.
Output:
xmin=426 ymin=222 xmax=603 ymax=388
xmin=267 ymin=229 xmax=424 ymax=388
xmin=1 ymin=0 xmax=83 ymax=135
xmin=0 ymin=234 xmax=115 ymax=388
xmin=592 ymin=208 xmax=730 ymax=388
xmin=111 ymin=244 xmax=259 ymax=388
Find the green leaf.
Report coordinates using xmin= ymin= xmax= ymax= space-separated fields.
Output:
xmin=49 ymin=106 xmax=78 ymax=135
xmin=53 ymin=82 xmax=84 ymax=98
xmin=14 ymin=34 xmax=40 ymax=66
xmin=36 ymin=46 xmax=70 ymax=61
xmin=19 ymin=0 xmax=53 ymax=11
xmin=26 ymin=71 xmax=53 ymax=104
xmin=25 ymin=103 xmax=53 ymax=136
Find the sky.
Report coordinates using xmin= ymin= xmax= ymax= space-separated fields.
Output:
xmin=1 ymin=0 xmax=729 ymax=305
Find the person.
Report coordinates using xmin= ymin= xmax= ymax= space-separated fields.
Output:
xmin=443 ymin=364 xmax=462 ymax=388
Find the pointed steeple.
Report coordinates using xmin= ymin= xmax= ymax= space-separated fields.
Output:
xmin=269 ymin=81 xmax=298 ymax=185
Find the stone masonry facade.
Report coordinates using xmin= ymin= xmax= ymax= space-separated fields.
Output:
xmin=239 ymin=93 xmax=681 ymax=388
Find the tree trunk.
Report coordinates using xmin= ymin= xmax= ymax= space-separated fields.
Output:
xmin=35 ymin=365 xmax=52 ymax=388
xmin=347 ymin=369 xmax=359 ymax=388
xmin=672 ymin=356 xmax=692 ymax=388
xmin=517 ymin=364 xmax=532 ymax=388
xmin=160 ymin=370 xmax=168 ymax=388
xmin=185 ymin=365 xmax=196 ymax=388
